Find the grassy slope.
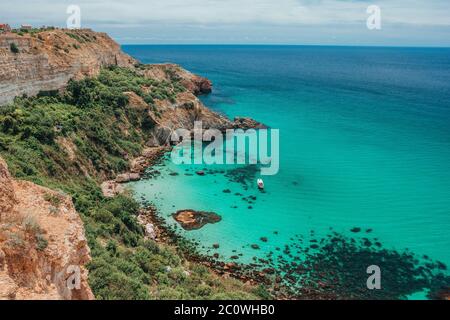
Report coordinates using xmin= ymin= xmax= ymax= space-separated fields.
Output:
xmin=0 ymin=66 xmax=263 ymax=300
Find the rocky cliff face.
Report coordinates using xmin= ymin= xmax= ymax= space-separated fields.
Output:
xmin=0 ymin=157 xmax=93 ymax=300
xmin=0 ymin=29 xmax=136 ymax=106
xmin=134 ymin=63 xmax=264 ymax=147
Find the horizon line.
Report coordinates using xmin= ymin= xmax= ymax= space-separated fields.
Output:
xmin=120 ymin=43 xmax=450 ymax=49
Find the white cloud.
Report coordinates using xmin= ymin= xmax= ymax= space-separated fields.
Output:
xmin=1 ymin=0 xmax=449 ymax=45
xmin=1 ymin=0 xmax=449 ymax=27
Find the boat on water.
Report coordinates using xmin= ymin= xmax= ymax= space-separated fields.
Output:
xmin=257 ymin=179 xmax=264 ymax=190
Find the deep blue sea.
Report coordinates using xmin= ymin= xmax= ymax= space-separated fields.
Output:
xmin=123 ymin=45 xmax=450 ymax=299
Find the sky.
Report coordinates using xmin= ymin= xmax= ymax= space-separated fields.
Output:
xmin=1 ymin=0 xmax=449 ymax=46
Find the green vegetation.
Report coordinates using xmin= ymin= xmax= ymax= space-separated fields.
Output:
xmin=65 ymin=31 xmax=98 ymax=44
xmin=65 ymin=32 xmax=88 ymax=43
xmin=10 ymin=43 xmax=19 ymax=54
xmin=22 ymin=215 xmax=48 ymax=251
xmin=12 ymin=26 xmax=56 ymax=36
xmin=0 ymin=66 xmax=261 ymax=300
xmin=43 ymin=192 xmax=63 ymax=208
xmin=36 ymin=234 xmax=49 ymax=251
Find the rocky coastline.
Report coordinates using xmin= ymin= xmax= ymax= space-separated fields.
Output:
xmin=0 ymin=28 xmax=268 ymax=300
xmin=3 ymin=28 xmax=448 ymax=301
xmin=135 ymin=204 xmax=274 ymax=290
xmin=136 ymin=199 xmax=450 ymax=300
xmin=101 ymin=146 xmax=169 ymax=198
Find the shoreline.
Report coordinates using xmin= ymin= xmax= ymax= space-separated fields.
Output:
xmin=104 ymin=148 xmax=284 ymax=296
xmin=109 ymin=148 xmax=286 ymax=297
xmin=137 ymin=198 xmax=450 ymax=300
xmin=124 ymin=149 xmax=331 ymax=300
xmin=118 ymin=146 xmax=450 ymax=300
xmin=101 ymin=146 xmax=170 ymax=198
xmin=137 ymin=203 xmax=292 ymax=299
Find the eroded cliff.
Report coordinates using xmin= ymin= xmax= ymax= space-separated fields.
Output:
xmin=0 ymin=157 xmax=93 ymax=300
xmin=0 ymin=29 xmax=136 ymax=106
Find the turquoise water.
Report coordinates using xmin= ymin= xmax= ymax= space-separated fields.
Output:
xmin=124 ymin=46 xmax=450 ymax=297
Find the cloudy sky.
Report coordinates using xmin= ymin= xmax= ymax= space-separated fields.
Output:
xmin=1 ymin=0 xmax=449 ymax=46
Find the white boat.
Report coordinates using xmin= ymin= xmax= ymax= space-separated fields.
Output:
xmin=257 ymin=179 xmax=264 ymax=190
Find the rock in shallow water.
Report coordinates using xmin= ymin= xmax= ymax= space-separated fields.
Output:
xmin=172 ymin=209 xmax=222 ymax=230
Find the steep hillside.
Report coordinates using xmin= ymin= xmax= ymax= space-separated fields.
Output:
xmin=0 ymin=157 xmax=93 ymax=300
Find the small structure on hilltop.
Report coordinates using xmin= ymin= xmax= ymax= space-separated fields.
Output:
xmin=20 ymin=24 xmax=32 ymax=31
xmin=0 ymin=23 xmax=11 ymax=33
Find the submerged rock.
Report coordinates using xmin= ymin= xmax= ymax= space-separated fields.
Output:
xmin=172 ymin=209 xmax=221 ymax=230
xmin=232 ymin=117 xmax=267 ymax=130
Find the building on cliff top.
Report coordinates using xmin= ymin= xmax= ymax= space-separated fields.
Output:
xmin=20 ymin=24 xmax=32 ymax=30
xmin=0 ymin=24 xmax=11 ymax=33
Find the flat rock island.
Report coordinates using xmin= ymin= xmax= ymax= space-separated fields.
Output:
xmin=172 ymin=210 xmax=222 ymax=230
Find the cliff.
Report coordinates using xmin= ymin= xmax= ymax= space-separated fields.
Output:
xmin=0 ymin=29 xmax=136 ymax=106
xmin=137 ymin=63 xmax=233 ymax=146
xmin=0 ymin=157 xmax=93 ymax=300
xmin=0 ymin=29 xmax=265 ymax=300
xmin=0 ymin=29 xmax=260 ymax=142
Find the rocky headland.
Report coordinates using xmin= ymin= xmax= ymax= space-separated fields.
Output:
xmin=0 ymin=28 xmax=265 ymax=300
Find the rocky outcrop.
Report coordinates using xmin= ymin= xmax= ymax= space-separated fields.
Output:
xmin=0 ymin=29 xmax=136 ymax=106
xmin=232 ymin=117 xmax=267 ymax=130
xmin=172 ymin=210 xmax=222 ymax=230
xmin=140 ymin=63 xmax=212 ymax=95
xmin=0 ymin=157 xmax=93 ymax=300
xmin=136 ymin=64 xmax=264 ymax=147
xmin=137 ymin=65 xmax=230 ymax=146
xmin=101 ymin=146 xmax=169 ymax=198
xmin=98 ymin=64 xmax=266 ymax=198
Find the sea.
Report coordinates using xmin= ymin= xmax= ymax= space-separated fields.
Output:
xmin=123 ymin=45 xmax=450 ymax=299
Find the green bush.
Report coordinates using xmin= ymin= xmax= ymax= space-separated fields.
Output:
xmin=10 ymin=43 xmax=19 ymax=53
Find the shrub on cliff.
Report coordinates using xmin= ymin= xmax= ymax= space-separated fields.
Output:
xmin=88 ymin=257 xmax=150 ymax=300
xmin=64 ymin=78 xmax=128 ymax=109
xmin=10 ymin=43 xmax=19 ymax=54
